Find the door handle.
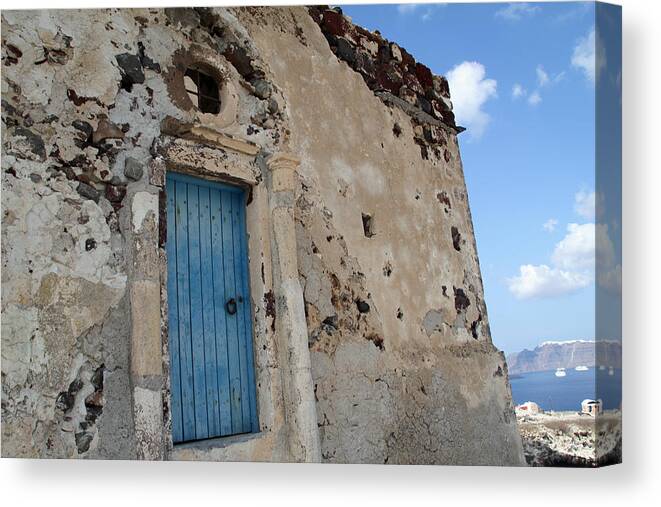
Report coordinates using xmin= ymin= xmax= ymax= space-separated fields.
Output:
xmin=226 ymin=298 xmax=237 ymax=315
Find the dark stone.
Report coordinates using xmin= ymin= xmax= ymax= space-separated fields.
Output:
xmin=375 ymin=64 xmax=403 ymax=94
xmin=11 ymin=126 xmax=46 ymax=161
xmin=29 ymin=173 xmax=42 ymax=183
xmin=85 ymin=238 xmax=97 ymax=251
xmin=252 ymin=79 xmax=272 ymax=99
xmin=444 ymin=149 xmax=451 ymax=163
xmin=68 ymin=378 xmax=83 ymax=396
xmin=85 ymin=391 xmax=103 ymax=409
xmin=105 ymin=184 xmax=126 ymax=203
xmin=376 ymin=43 xmax=390 ymax=64
xmin=223 ymin=44 xmax=254 ymax=78
xmin=321 ymin=315 xmax=338 ymax=335
xmin=72 ymin=120 xmax=93 ymax=144
xmin=321 ymin=9 xmax=346 ymax=37
xmin=392 ymin=123 xmax=402 ymax=137
xmin=454 ymin=287 xmax=470 ymax=313
xmin=123 ymin=157 xmax=144 ymax=181
xmin=76 ymin=181 xmax=101 ymax=203
xmin=138 ymin=41 xmax=161 ymax=73
xmin=267 ymin=98 xmax=279 ymax=114
xmin=335 ymin=37 xmax=356 ymax=65
xmin=55 ymin=391 xmax=74 ymax=412
xmin=75 ymin=432 xmax=94 ymax=454
xmin=435 ymin=76 xmax=451 ymax=97
xmin=451 ymin=226 xmax=462 ymax=251
xmin=417 ymin=95 xmax=432 ymax=115
xmin=354 ymin=50 xmax=376 ymax=77
xmin=91 ymin=364 xmax=105 ymax=391
xmin=415 ymin=62 xmax=434 ymax=90
xmin=264 ymin=290 xmax=276 ymax=332
xmin=159 ymin=189 xmax=167 ymax=248
xmin=77 ymin=182 xmax=100 ymax=203
xmin=403 ymin=72 xmax=424 ymax=95
xmin=322 ymin=32 xmax=339 ymax=48
xmin=115 ymin=53 xmax=145 ymax=91
xmin=356 ymin=299 xmax=370 ymax=313
xmin=400 ymin=47 xmax=415 ymax=67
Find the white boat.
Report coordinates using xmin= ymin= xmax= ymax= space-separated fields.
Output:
xmin=555 ymin=368 xmax=566 ymax=377
xmin=575 ymin=365 xmax=589 ymax=371
xmin=608 ymin=366 xmax=614 ymax=376
xmin=599 ymin=365 xmax=606 ymax=371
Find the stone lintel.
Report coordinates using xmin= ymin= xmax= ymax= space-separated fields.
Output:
xmin=160 ymin=116 xmax=259 ymax=156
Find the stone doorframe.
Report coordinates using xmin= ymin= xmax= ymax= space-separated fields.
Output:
xmin=128 ymin=130 xmax=321 ymax=462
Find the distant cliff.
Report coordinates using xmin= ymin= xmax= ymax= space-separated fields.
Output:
xmin=506 ymin=341 xmax=622 ymax=374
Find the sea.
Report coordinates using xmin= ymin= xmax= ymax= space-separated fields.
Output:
xmin=509 ymin=367 xmax=622 ymax=412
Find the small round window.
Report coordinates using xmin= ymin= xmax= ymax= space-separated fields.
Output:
xmin=184 ymin=67 xmax=221 ymax=115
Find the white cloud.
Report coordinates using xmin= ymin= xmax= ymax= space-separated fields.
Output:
xmin=552 ymin=223 xmax=595 ymax=271
xmin=512 ymin=83 xmax=526 ymax=99
xmin=397 ymin=4 xmax=419 ymax=14
xmin=543 ymin=218 xmax=558 ymax=232
xmin=446 ymin=61 xmax=497 ymax=138
xmin=508 ymin=264 xmax=592 ymax=299
xmin=527 ymin=91 xmax=542 ymax=106
xmin=515 ymin=65 xmax=564 ymax=107
xmin=507 ymin=188 xmax=618 ymax=300
xmin=574 ymin=190 xmax=595 ymax=220
xmin=536 ymin=65 xmax=550 ymax=87
xmin=509 ymin=221 xmax=597 ymax=299
xmin=571 ymin=27 xmax=606 ymax=83
xmin=495 ymin=3 xmax=541 ymax=21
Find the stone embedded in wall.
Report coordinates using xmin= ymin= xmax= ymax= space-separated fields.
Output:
xmin=124 ymin=157 xmax=144 ymax=181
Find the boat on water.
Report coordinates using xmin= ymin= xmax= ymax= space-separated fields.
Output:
xmin=608 ymin=366 xmax=614 ymax=376
xmin=599 ymin=365 xmax=606 ymax=371
xmin=575 ymin=365 xmax=589 ymax=371
xmin=555 ymin=367 xmax=567 ymax=377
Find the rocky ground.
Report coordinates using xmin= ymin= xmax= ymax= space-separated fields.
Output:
xmin=517 ymin=410 xmax=622 ymax=467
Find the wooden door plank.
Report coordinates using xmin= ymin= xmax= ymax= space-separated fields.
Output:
xmin=166 ymin=177 xmax=183 ymax=443
xmin=186 ymin=182 xmax=209 ymax=440
xmin=210 ymin=188 xmax=233 ymax=436
xmin=236 ymin=195 xmax=259 ymax=433
xmin=221 ymin=190 xmax=243 ymax=434
xmin=198 ymin=185 xmax=221 ymax=437
xmin=174 ymin=180 xmax=196 ymax=441
xmin=232 ymin=192 xmax=252 ymax=433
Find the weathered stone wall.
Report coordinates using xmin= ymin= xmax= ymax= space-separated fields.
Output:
xmin=2 ymin=6 xmax=524 ymax=465
xmin=1 ymin=6 xmax=293 ymax=460
xmin=238 ymin=7 xmax=524 ymax=465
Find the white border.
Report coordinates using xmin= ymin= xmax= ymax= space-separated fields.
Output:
xmin=2 ymin=0 xmax=661 ymax=505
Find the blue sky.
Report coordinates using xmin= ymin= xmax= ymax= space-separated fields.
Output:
xmin=340 ymin=2 xmax=615 ymax=353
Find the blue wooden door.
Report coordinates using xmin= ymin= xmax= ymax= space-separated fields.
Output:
xmin=166 ymin=172 xmax=258 ymax=444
